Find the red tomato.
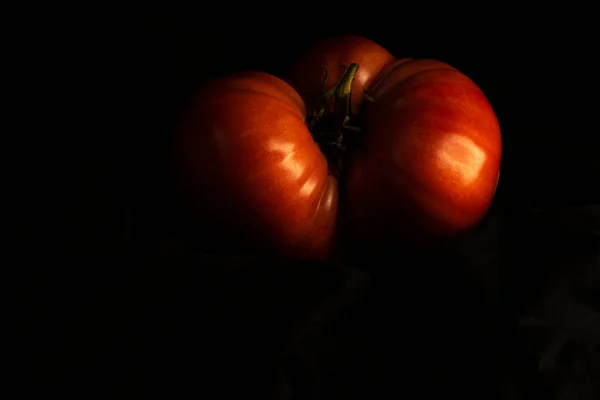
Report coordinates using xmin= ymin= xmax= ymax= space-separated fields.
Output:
xmin=173 ymin=36 xmax=502 ymax=259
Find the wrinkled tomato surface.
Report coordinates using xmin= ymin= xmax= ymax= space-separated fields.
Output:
xmin=173 ymin=35 xmax=502 ymax=259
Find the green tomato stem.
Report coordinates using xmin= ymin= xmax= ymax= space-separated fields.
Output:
xmin=305 ymin=63 xmax=363 ymax=178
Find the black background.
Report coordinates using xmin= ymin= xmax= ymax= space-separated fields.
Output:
xmin=11 ymin=7 xmax=599 ymax=399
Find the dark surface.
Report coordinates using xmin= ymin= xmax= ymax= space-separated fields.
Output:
xmin=11 ymin=10 xmax=600 ymax=398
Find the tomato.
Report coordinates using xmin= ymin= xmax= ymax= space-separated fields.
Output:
xmin=173 ymin=36 xmax=502 ymax=260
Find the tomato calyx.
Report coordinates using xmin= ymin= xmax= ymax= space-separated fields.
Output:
xmin=305 ymin=63 xmax=363 ymax=177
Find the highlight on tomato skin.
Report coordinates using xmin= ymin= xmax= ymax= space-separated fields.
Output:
xmin=173 ymin=35 xmax=502 ymax=260
xmin=172 ymin=71 xmax=338 ymax=260
xmin=343 ymin=61 xmax=502 ymax=249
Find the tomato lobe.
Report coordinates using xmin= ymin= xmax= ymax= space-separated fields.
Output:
xmin=344 ymin=61 xmax=502 ymax=246
xmin=288 ymin=35 xmax=394 ymax=114
xmin=173 ymin=72 xmax=338 ymax=259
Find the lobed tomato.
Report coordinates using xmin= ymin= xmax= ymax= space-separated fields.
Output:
xmin=173 ymin=36 xmax=502 ymax=259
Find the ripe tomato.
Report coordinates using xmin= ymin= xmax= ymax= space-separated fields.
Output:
xmin=173 ymin=36 xmax=502 ymax=259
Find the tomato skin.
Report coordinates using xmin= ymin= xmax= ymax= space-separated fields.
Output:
xmin=343 ymin=59 xmax=502 ymax=246
xmin=288 ymin=35 xmax=395 ymax=114
xmin=173 ymin=72 xmax=338 ymax=260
